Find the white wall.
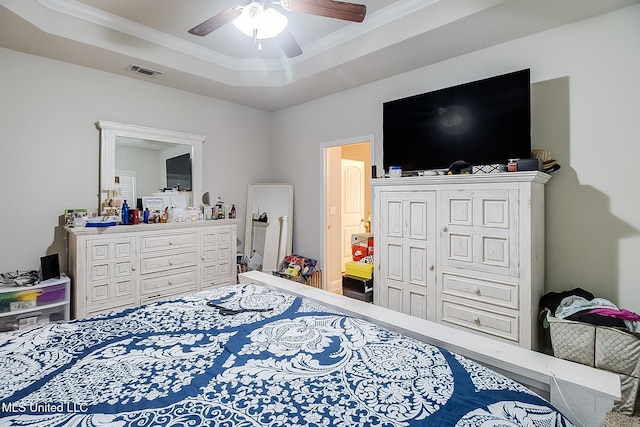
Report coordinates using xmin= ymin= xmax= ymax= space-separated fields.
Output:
xmin=0 ymin=47 xmax=273 ymax=272
xmin=271 ymin=6 xmax=640 ymax=312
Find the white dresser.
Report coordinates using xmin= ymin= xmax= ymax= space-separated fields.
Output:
xmin=67 ymin=221 xmax=237 ymax=318
xmin=372 ymin=172 xmax=550 ymax=349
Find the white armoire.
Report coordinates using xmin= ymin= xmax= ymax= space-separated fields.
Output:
xmin=372 ymin=172 xmax=550 ymax=349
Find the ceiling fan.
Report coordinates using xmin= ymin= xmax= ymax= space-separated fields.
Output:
xmin=188 ymin=0 xmax=367 ymax=58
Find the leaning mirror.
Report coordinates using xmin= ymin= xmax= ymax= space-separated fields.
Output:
xmin=97 ymin=121 xmax=204 ymax=215
xmin=244 ymin=184 xmax=294 ymax=273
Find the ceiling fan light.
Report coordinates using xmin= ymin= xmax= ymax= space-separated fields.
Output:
xmin=259 ymin=8 xmax=287 ymax=39
xmin=233 ymin=3 xmax=287 ymax=40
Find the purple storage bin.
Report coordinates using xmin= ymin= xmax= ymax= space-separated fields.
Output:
xmin=37 ymin=283 xmax=66 ymax=305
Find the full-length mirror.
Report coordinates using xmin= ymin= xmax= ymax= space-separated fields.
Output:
xmin=245 ymin=184 xmax=294 ymax=273
xmin=97 ymin=121 xmax=204 ymax=214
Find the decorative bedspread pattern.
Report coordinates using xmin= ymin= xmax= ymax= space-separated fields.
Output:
xmin=0 ymin=284 xmax=573 ymax=426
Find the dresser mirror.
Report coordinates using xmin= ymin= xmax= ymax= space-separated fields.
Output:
xmin=97 ymin=120 xmax=205 ymax=215
xmin=244 ymin=184 xmax=294 ymax=273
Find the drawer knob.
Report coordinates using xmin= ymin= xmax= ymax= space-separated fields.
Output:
xmin=169 ymin=260 xmax=174 ymax=265
xmin=472 ymin=315 xmax=480 ymax=323
xmin=169 ymin=241 xmax=173 ymax=245
xmin=442 ymin=226 xmax=448 ymax=233
xmin=168 ymin=281 xmax=173 ymax=286
xmin=473 ymin=286 xmax=480 ymax=295
xmin=429 ymin=265 xmax=435 ymax=271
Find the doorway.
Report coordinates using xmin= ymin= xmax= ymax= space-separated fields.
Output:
xmin=323 ymin=138 xmax=372 ymax=294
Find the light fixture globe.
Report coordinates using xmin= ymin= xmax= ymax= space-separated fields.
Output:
xmin=232 ymin=2 xmax=288 ymax=39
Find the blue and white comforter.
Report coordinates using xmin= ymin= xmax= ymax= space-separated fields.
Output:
xmin=0 ymin=284 xmax=573 ymax=426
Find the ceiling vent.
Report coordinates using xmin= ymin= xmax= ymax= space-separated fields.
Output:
xmin=127 ymin=64 xmax=163 ymax=78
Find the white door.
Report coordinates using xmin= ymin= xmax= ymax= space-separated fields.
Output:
xmin=341 ymin=159 xmax=365 ymax=269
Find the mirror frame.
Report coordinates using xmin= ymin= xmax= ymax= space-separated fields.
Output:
xmin=244 ymin=183 xmax=294 ymax=272
xmin=97 ymin=120 xmax=205 ymax=214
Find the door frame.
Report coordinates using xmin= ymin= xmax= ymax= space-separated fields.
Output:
xmin=320 ymin=134 xmax=374 ymax=292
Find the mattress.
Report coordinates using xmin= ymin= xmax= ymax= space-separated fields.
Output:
xmin=0 ymin=283 xmax=573 ymax=426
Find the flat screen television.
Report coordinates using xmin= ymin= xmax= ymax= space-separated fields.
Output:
xmin=166 ymin=153 xmax=191 ymax=190
xmin=383 ymin=69 xmax=531 ymax=173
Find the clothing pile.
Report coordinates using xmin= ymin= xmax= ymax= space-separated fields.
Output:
xmin=540 ymin=287 xmax=640 ymax=333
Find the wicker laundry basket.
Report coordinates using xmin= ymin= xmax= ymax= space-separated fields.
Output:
xmin=547 ymin=313 xmax=640 ymax=415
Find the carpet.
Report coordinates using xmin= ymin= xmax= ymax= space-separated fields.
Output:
xmin=605 ymin=411 xmax=640 ymax=427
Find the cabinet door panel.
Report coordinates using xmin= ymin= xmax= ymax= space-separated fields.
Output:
xmin=91 ymin=263 xmax=110 ymax=281
xmin=386 ymin=241 xmax=403 ymax=281
xmin=386 ymin=200 xmax=403 ymax=237
xmin=478 ymin=234 xmax=510 ymax=268
xmin=440 ymin=190 xmax=519 ymax=277
xmin=114 ymin=241 xmax=134 ymax=258
xmin=407 ymin=200 xmax=428 ymax=240
xmin=114 ymin=279 xmax=134 ymax=298
xmin=448 ymin=232 xmax=473 ymax=263
xmin=407 ymin=244 xmax=427 ymax=286
xmin=407 ymin=286 xmax=427 ymax=320
xmin=90 ymin=282 xmax=110 ymax=302
xmin=385 ymin=282 xmax=404 ymax=313
xmin=114 ymin=260 xmax=133 ymax=277
xmin=203 ymin=228 xmax=231 ymax=246
xmin=91 ymin=243 xmax=110 ymax=261
xmin=88 ymin=279 xmax=134 ymax=306
xmin=478 ymin=197 xmax=510 ymax=228
xmin=448 ymin=198 xmax=473 ymax=225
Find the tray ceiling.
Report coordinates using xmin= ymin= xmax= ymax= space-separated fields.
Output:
xmin=0 ymin=0 xmax=637 ymax=111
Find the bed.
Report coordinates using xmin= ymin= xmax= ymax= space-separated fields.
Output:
xmin=0 ymin=272 xmax=619 ymax=426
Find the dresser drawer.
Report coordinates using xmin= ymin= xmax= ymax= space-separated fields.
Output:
xmin=140 ymin=286 xmax=196 ymax=305
xmin=140 ymin=250 xmax=198 ymax=274
xmin=140 ymin=232 xmax=197 ymax=253
xmin=441 ymin=272 xmax=518 ymax=309
xmin=140 ymin=267 xmax=197 ymax=296
xmin=440 ymin=299 xmax=519 ymax=342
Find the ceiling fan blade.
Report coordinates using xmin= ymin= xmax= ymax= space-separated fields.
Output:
xmin=188 ymin=7 xmax=242 ymax=36
xmin=276 ymin=29 xmax=303 ymax=58
xmin=285 ymin=0 xmax=366 ymax=23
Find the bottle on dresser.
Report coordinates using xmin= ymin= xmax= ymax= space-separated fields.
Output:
xmin=121 ymin=200 xmax=129 ymax=224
